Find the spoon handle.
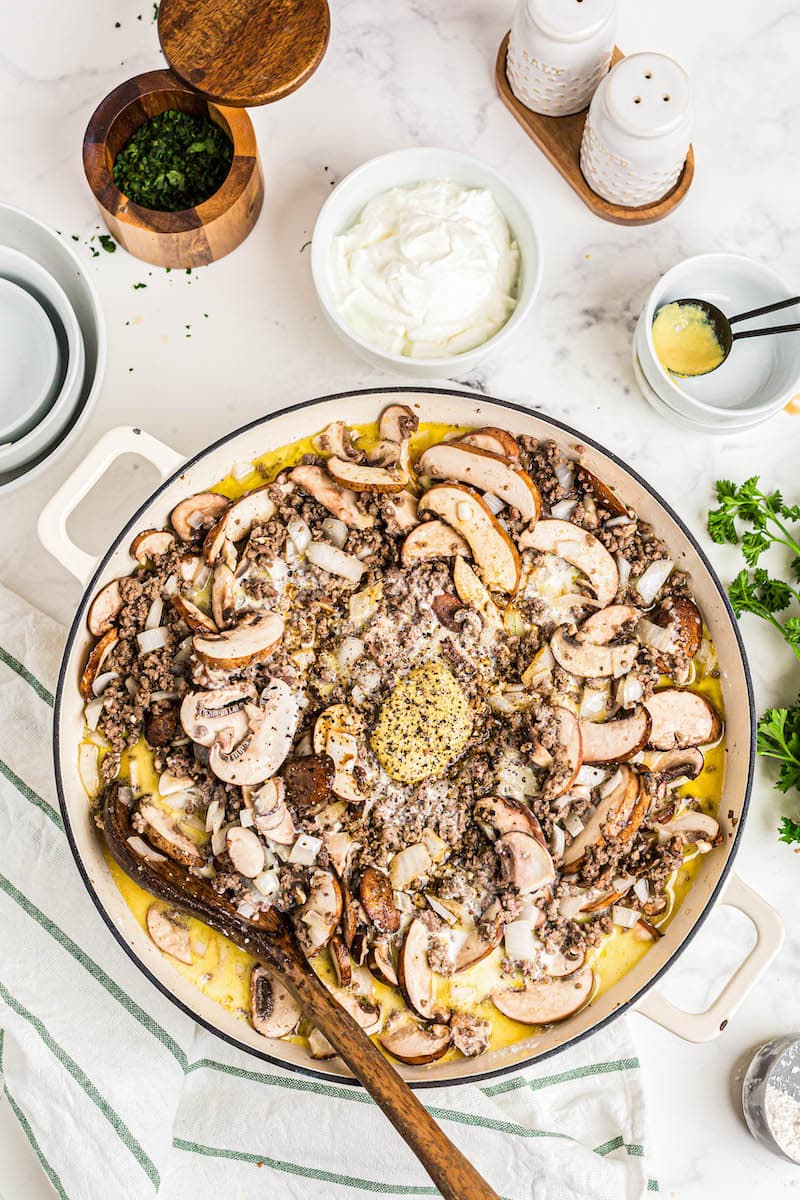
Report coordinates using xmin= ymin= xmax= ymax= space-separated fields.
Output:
xmin=273 ymin=940 xmax=501 ymax=1200
xmin=732 ymin=321 xmax=800 ymax=341
xmin=729 ymin=295 xmax=800 ymax=325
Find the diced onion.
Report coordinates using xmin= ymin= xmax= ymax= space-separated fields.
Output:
xmin=187 ymin=510 xmax=207 ymax=530
xmin=636 ymin=559 xmax=674 ymax=606
xmin=163 ymin=574 xmax=178 ymax=597
xmin=92 ymin=671 xmax=118 ymax=697
xmin=564 ymin=812 xmax=585 ymax=837
xmin=164 ymin=791 xmax=190 ymax=811
xmin=289 ymin=833 xmax=322 ymax=865
xmin=236 ymin=900 xmax=257 ymax=919
xmin=389 ymin=843 xmax=432 ymax=889
xmin=137 ymin=626 xmax=169 ymax=654
xmin=322 ymin=517 xmax=348 ymax=549
xmin=205 ymin=800 xmax=224 ymax=834
xmin=126 ymin=835 xmax=166 ymax=863
xmin=605 ymin=515 xmax=633 ymax=529
xmin=145 ymin=597 xmax=163 ymax=630
xmin=518 ymin=899 xmax=540 ymax=927
xmin=555 ymin=463 xmax=574 ymax=491
xmin=287 ymin=514 xmax=311 ymax=554
xmin=84 ymin=697 xmax=105 ymax=731
xmin=194 ymin=563 xmax=212 ymax=590
xmin=598 ymin=767 xmax=624 ymax=799
xmin=615 ymin=553 xmax=632 ymax=591
xmin=559 ymin=894 xmax=587 ymax=920
xmin=618 ymin=674 xmax=644 ymax=707
xmin=125 ymin=676 xmax=138 ymax=698
xmin=151 ymin=690 xmax=179 ymax=704
xmin=613 ymin=875 xmax=635 ymax=893
xmin=612 ymin=904 xmax=640 ymax=929
xmin=550 ymin=823 xmax=566 ymax=859
xmin=231 ymin=460 xmax=254 ymax=482
xmin=634 ymin=877 xmax=651 ymax=904
xmin=482 ymin=491 xmax=505 ymax=515
xmin=78 ymin=743 xmax=100 ymax=798
xmin=96 ymin=636 xmax=118 ymax=673
xmin=266 ymin=558 xmax=288 ymax=593
xmin=211 ymin=826 xmax=228 ymax=856
xmin=579 ymin=682 xmax=608 ymax=719
xmin=636 ymin=617 xmax=676 ymax=655
xmin=253 ymin=869 xmax=280 ymax=898
xmin=426 ymin=895 xmax=457 ymax=925
xmin=239 ymin=809 xmax=254 ymax=828
xmin=576 ymin=765 xmax=609 ymax=788
xmin=521 ymin=645 xmax=555 ymax=689
xmin=306 ymin=541 xmax=365 ymax=583
xmin=550 ymin=498 xmax=578 ymax=520
xmin=337 ymin=637 xmax=365 ymax=672
xmin=504 ymin=920 xmax=539 ymax=961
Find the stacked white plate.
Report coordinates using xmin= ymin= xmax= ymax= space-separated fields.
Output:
xmin=0 ymin=204 xmax=106 ymax=493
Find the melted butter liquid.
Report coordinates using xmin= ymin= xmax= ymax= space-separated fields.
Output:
xmin=85 ymin=419 xmax=725 ymax=1058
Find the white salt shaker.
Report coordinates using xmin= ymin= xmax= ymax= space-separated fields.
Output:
xmin=507 ymin=0 xmax=618 ymax=118
xmin=580 ymin=52 xmax=692 ymax=207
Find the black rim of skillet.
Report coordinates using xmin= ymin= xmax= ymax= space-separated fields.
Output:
xmin=53 ymin=385 xmax=756 ymax=1089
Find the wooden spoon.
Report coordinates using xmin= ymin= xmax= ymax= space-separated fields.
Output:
xmin=104 ymin=790 xmax=500 ymax=1200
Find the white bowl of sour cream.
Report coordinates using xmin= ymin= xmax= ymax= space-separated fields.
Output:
xmin=311 ymin=147 xmax=542 ymax=377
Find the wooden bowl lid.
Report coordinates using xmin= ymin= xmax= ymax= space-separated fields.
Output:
xmin=158 ymin=0 xmax=330 ymax=108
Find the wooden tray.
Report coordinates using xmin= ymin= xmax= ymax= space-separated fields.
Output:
xmin=495 ymin=36 xmax=694 ymax=226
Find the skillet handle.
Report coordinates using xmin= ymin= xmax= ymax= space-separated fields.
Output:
xmin=37 ymin=426 xmax=184 ymax=585
xmin=635 ymin=872 xmax=784 ymax=1042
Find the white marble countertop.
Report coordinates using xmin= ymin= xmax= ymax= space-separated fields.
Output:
xmin=2 ymin=0 xmax=800 ymax=1195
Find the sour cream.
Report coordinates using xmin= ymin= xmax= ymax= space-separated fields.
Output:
xmin=330 ymin=180 xmax=520 ymax=359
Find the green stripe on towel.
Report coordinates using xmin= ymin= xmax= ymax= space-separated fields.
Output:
xmin=0 ymin=981 xmax=160 ymax=1190
xmin=0 ymin=758 xmax=63 ymax=831
xmin=0 ymin=1030 xmax=71 ymax=1200
xmin=481 ymin=1057 xmax=641 ymax=1097
xmin=0 ymin=646 xmax=54 ymax=708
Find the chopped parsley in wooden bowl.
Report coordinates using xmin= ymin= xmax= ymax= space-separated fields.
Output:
xmin=112 ymin=108 xmax=233 ymax=212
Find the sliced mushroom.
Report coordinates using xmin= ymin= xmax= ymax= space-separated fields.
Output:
xmin=282 ymin=754 xmax=334 ymax=814
xmin=340 ymin=876 xmax=360 ymax=948
xmin=398 ymin=918 xmax=446 ymax=1021
xmin=652 ymin=596 xmax=703 ymax=667
xmin=180 ymin=683 xmax=256 ymax=747
xmin=313 ymin=704 xmax=367 ymax=803
xmin=146 ymin=906 xmax=192 ymax=964
xmin=418 ymin=484 xmax=520 ymax=594
xmin=290 ymin=465 xmax=374 ymax=530
xmin=87 ymin=580 xmax=123 ymax=637
xmin=547 ymin=706 xmax=584 ymax=799
xmin=492 ymin=967 xmax=594 ymax=1025
xmin=307 ymin=1028 xmax=337 ymax=1059
xmin=225 ymin=826 xmax=266 ymax=877
xmin=145 ymin=705 xmax=178 ymax=748
xmin=458 ymin=426 xmax=520 ymax=459
xmin=474 ymin=795 xmax=541 ymax=841
xmin=170 ymin=492 xmax=230 ymax=541
xmin=208 ymin=679 xmax=298 ymax=785
xmin=329 ymin=935 xmax=352 ymax=988
xmin=326 ymin=457 xmax=408 ymax=494
xmin=496 ymin=831 xmax=556 ymax=895
xmin=452 ymin=556 xmax=501 ymax=626
xmin=562 ymin=765 xmax=645 ymax=867
xmin=323 ymin=830 xmax=358 ymax=878
xmin=368 ymin=941 xmax=399 ymax=987
xmin=211 ymin=564 xmax=236 ymax=629
xmin=400 ymin=519 xmax=470 ymax=566
xmin=250 ymin=965 xmax=301 ymax=1038
xmin=542 ymin=947 xmax=586 ymax=978
xmin=244 ymin=778 xmax=297 ymax=845
xmin=577 ymin=604 xmax=639 ymax=645
xmin=359 ymin=867 xmax=400 ymax=934
xmin=294 ymin=869 xmax=343 ymax=955
xmin=314 ymin=420 xmax=362 ymax=461
xmin=519 ymin=520 xmax=619 ymax=607
xmin=645 ymin=746 xmax=704 ymax=783
xmin=551 ymin=626 xmax=638 ymax=679
xmin=379 ymin=403 xmax=419 ymax=444
xmin=577 ymin=466 xmax=628 ymax=518
xmin=453 ymin=901 xmax=504 ymax=973
xmin=579 ymin=706 xmax=652 ymax=764
xmin=138 ymin=800 xmax=204 ymax=866
xmin=383 ymin=490 xmax=419 ymax=532
xmin=431 ymin=592 xmax=465 ymax=632
xmin=334 ymin=989 xmax=383 ymax=1035
xmin=379 ymin=1012 xmax=452 ymax=1065
xmin=130 ymin=529 xmax=176 ymax=565
xmin=172 ymin=594 xmax=218 ymax=635
xmin=645 ymin=689 xmax=722 ymax=750
xmin=193 ymin=611 xmax=284 ymax=670
xmin=659 ymin=809 xmax=720 ymax=844
xmin=417 ymin=442 xmax=542 ymax=521
xmin=79 ymin=628 xmax=118 ymax=700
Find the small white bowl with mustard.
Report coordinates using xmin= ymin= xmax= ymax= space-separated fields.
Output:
xmin=310 ymin=147 xmax=542 ymax=377
xmin=634 ymin=253 xmax=800 ymax=432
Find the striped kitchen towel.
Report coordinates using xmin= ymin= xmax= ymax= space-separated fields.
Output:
xmin=0 ymin=581 xmax=657 ymax=1200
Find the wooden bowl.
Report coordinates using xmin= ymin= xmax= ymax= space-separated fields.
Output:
xmin=83 ymin=69 xmax=264 ymax=269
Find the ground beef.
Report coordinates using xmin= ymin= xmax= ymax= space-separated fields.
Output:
xmin=450 ymin=1012 xmax=490 ymax=1057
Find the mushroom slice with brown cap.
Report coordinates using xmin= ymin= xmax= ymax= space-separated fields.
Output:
xmin=80 ymin=628 xmax=118 ymax=700
xmin=379 ymin=1012 xmax=452 ymax=1065
xmin=577 ymin=466 xmax=629 ymax=518
xmin=250 ymin=965 xmax=301 ymax=1039
xmin=546 ymin=706 xmax=583 ymax=800
xmin=399 ymin=918 xmax=447 ymax=1022
xmin=452 ymin=556 xmax=502 ymax=627
xmin=170 ymin=492 xmax=230 ymax=541
xmin=418 ymin=484 xmax=520 ymax=594
xmin=313 ymin=704 xmax=367 ymax=804
xmin=474 ymin=795 xmax=540 ymax=841
xmin=659 ymin=809 xmax=720 ymax=844
xmin=417 ymin=442 xmax=542 ymax=522
xmin=379 ymin=403 xmax=419 ymax=444
xmin=172 ymin=594 xmax=218 ymax=635
xmin=519 ymin=520 xmax=619 ymax=607
xmin=314 ymin=420 xmax=362 ymax=462
xmin=577 ymin=604 xmax=640 ymax=645
xmin=290 ymin=465 xmax=374 ymax=530
xmin=87 ymin=580 xmax=123 ymax=637
xmin=551 ymin=626 xmax=638 ymax=679
xmin=453 ymin=901 xmax=504 ymax=973
xmin=329 ymin=936 xmax=352 ymax=988
xmin=137 ymin=800 xmax=204 ymax=866
xmin=542 ymin=947 xmax=586 ymax=978
xmin=400 ymin=520 xmax=470 ymax=566
xmin=645 ymin=689 xmax=722 ymax=750
xmin=496 ymin=831 xmax=556 ymax=895
xmin=204 ymin=487 xmax=278 ymax=565
xmin=294 ymin=869 xmax=343 ymax=955
xmin=146 ymin=906 xmax=192 ymax=964
xmin=225 ymin=826 xmax=266 ymax=878
xmin=282 ymin=754 xmax=334 ymax=815
xmin=180 ymin=683 xmax=256 ymax=747
xmin=458 ymin=426 xmax=521 ymax=459
xmin=326 ymin=457 xmax=408 ymax=494
xmin=211 ymin=564 xmax=236 ymax=629
xmin=130 ymin=529 xmax=176 ymax=565
xmin=243 ymin=778 xmax=297 ymax=845
xmin=579 ymin=706 xmax=652 ymax=764
xmin=369 ymin=941 xmax=399 ymax=987
xmin=492 ymin=967 xmax=594 ymax=1025
xmin=651 ymin=596 xmax=703 ymax=669
xmin=562 ymin=765 xmax=645 ymax=868
xmin=209 ymin=679 xmax=298 ymax=786
xmin=193 ymin=611 xmax=284 ymax=670
xmin=334 ymin=990 xmax=382 ymax=1035
xmin=384 ymin=490 xmax=419 ymax=532
xmin=645 ymin=746 xmax=704 ymax=783
xmin=359 ymin=867 xmax=400 ymax=934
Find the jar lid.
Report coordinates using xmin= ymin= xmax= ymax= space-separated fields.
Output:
xmin=528 ymin=0 xmax=617 ymax=44
xmin=158 ymin=0 xmax=330 ymax=107
xmin=604 ymin=52 xmax=691 ymax=138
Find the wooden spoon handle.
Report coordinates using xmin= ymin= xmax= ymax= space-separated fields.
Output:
xmin=278 ymin=952 xmax=500 ymax=1200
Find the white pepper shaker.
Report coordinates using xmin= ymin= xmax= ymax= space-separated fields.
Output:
xmin=580 ymin=52 xmax=692 ymax=207
xmin=507 ymin=0 xmax=618 ymax=118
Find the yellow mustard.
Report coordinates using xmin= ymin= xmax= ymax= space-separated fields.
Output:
xmin=652 ymin=301 xmax=725 ymax=377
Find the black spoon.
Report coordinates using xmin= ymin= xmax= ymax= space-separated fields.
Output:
xmin=656 ymin=294 xmax=800 ymax=376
